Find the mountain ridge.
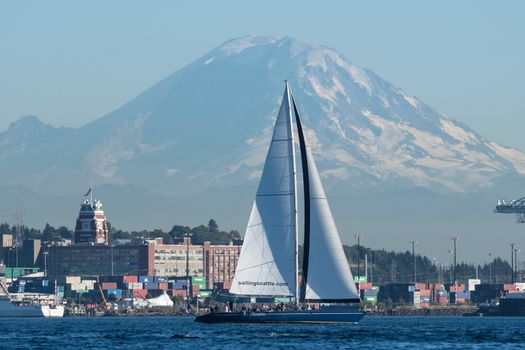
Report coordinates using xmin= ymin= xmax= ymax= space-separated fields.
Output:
xmin=2 ymin=35 xmax=524 ymax=261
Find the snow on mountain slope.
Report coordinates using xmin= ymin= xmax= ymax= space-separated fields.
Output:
xmin=1 ymin=35 xmax=524 ymax=196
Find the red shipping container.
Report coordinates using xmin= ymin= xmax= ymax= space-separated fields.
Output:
xmin=504 ymin=284 xmax=516 ymax=291
xmin=158 ymin=282 xmax=168 ymax=291
xmin=132 ymin=289 xmax=147 ymax=298
xmin=449 ymin=285 xmax=465 ymax=293
xmin=102 ymin=282 xmax=117 ymax=290
xmin=415 ymin=283 xmax=428 ymax=291
xmin=359 ymin=282 xmax=373 ymax=290
xmin=420 ymin=289 xmax=432 ymax=297
xmin=431 ymin=283 xmax=443 ymax=290
xmin=192 ymin=285 xmax=200 ymax=294
xmin=437 ymin=297 xmax=448 ymax=305
xmin=123 ymin=276 xmax=138 ymax=283
xmin=171 ymin=289 xmax=188 ymax=297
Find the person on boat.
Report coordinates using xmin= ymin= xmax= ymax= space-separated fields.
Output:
xmin=223 ymin=304 xmax=230 ymax=312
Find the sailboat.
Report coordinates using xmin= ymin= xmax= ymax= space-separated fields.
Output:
xmin=195 ymin=82 xmax=365 ymax=324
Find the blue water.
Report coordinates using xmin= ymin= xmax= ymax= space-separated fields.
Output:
xmin=0 ymin=316 xmax=524 ymax=349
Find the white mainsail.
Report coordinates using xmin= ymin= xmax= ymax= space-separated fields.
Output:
xmin=293 ymin=100 xmax=360 ymax=302
xmin=230 ymin=85 xmax=297 ymax=297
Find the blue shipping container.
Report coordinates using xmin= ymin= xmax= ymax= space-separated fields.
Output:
xmin=106 ymin=289 xmax=123 ymax=297
xmin=363 ymin=290 xmax=378 ymax=297
xmin=145 ymin=282 xmax=159 ymax=290
xmin=139 ymin=276 xmax=153 ymax=283
xmin=456 ymin=291 xmax=470 ymax=298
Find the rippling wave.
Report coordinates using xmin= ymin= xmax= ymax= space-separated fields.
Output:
xmin=1 ymin=316 xmax=524 ymax=349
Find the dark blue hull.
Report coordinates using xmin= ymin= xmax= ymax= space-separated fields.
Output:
xmin=194 ymin=309 xmax=366 ymax=324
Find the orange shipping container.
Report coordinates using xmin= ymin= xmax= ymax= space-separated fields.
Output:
xmin=158 ymin=282 xmax=168 ymax=291
xmin=504 ymin=284 xmax=517 ymax=291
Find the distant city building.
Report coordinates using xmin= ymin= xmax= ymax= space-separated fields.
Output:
xmin=144 ymin=237 xmax=243 ymax=290
xmin=38 ymin=237 xmax=243 ymax=290
xmin=74 ymin=199 xmax=109 ymax=245
xmin=44 ymin=245 xmax=152 ymax=277
xmin=148 ymin=237 xmax=204 ymax=277
xmin=203 ymin=240 xmax=242 ymax=290
xmin=20 ymin=239 xmax=41 ymax=267
xmin=0 ymin=233 xmax=13 ymax=265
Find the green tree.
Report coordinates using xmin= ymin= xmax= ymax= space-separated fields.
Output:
xmin=208 ymin=219 xmax=219 ymax=233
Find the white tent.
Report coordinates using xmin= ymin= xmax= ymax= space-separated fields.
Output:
xmin=146 ymin=292 xmax=173 ymax=307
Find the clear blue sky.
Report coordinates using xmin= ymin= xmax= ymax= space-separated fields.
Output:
xmin=1 ymin=0 xmax=524 ymax=149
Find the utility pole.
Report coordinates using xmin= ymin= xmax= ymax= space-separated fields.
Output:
xmin=514 ymin=248 xmax=520 ymax=282
xmin=448 ymin=250 xmax=453 ymax=284
xmin=43 ymin=250 xmax=48 ymax=278
xmin=369 ymin=249 xmax=374 ymax=285
xmin=511 ymin=243 xmax=515 ymax=283
xmin=451 ymin=237 xmax=460 ymax=285
xmin=364 ymin=253 xmax=368 ymax=282
xmin=411 ymin=241 xmax=417 ymax=284
xmin=13 ymin=210 xmax=24 ymax=268
xmin=185 ymin=233 xmax=193 ymax=301
xmin=354 ymin=234 xmax=363 ymax=283
xmin=439 ymin=262 xmax=443 ymax=284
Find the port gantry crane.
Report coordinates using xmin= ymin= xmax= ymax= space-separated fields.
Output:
xmin=494 ymin=197 xmax=525 ymax=223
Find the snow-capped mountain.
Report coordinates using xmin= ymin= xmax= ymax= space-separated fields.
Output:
xmin=1 ymin=35 xmax=525 ymax=228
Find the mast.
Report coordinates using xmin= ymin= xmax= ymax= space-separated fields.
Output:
xmin=285 ymin=82 xmax=300 ymax=307
xmin=292 ymin=96 xmax=310 ymax=303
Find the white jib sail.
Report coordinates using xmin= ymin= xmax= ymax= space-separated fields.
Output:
xmin=230 ymin=85 xmax=297 ymax=297
xmin=303 ymin=137 xmax=360 ymax=301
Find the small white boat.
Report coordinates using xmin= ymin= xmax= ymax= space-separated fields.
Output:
xmin=0 ymin=282 xmax=64 ymax=317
